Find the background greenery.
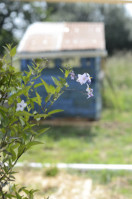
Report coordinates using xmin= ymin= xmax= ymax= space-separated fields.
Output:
xmin=19 ymin=53 xmax=132 ymax=164
xmin=1 ymin=2 xmax=132 ymax=198
xmin=0 ymin=1 xmax=132 ymax=55
xmin=17 ymin=52 xmax=132 ymax=199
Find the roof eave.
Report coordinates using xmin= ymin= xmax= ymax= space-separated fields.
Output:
xmin=17 ymin=49 xmax=107 ymax=59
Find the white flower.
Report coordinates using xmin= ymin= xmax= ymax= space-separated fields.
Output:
xmin=86 ymin=84 xmax=90 ymax=92
xmin=0 ymin=162 xmax=3 ymax=167
xmin=16 ymin=86 xmax=22 ymax=90
xmin=76 ymin=73 xmax=91 ymax=85
xmin=16 ymin=100 xmax=27 ymax=112
xmin=86 ymin=84 xmax=93 ymax=98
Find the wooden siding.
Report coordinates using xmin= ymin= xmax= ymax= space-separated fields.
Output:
xmin=21 ymin=57 xmax=102 ymax=120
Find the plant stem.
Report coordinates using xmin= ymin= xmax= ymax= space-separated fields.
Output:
xmin=0 ymin=186 xmax=5 ymax=199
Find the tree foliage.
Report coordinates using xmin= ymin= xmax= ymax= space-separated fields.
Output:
xmin=0 ymin=0 xmax=48 ymax=55
xmin=0 ymin=2 xmax=132 ymax=55
xmin=98 ymin=5 xmax=132 ymax=54
xmin=47 ymin=3 xmax=132 ymax=54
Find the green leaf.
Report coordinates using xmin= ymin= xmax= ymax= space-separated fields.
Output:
xmin=16 ymin=111 xmax=32 ymax=119
xmin=37 ymin=127 xmax=49 ymax=137
xmin=24 ymin=124 xmax=36 ymax=131
xmin=52 ymin=76 xmax=60 ymax=86
xmin=48 ymin=109 xmax=63 ymax=116
xmin=36 ymin=92 xmax=42 ymax=106
xmin=18 ymin=186 xmax=27 ymax=193
xmin=34 ymin=113 xmax=47 ymax=119
xmin=59 ymin=68 xmax=64 ymax=73
xmin=65 ymin=69 xmax=70 ymax=78
xmin=49 ymin=84 xmax=56 ymax=94
xmin=45 ymin=94 xmax=52 ymax=103
xmin=9 ymin=147 xmax=16 ymax=162
xmin=0 ymin=105 xmax=8 ymax=113
xmin=11 ymin=142 xmax=20 ymax=150
xmin=0 ymin=59 xmax=3 ymax=68
xmin=34 ymin=82 xmax=43 ymax=89
xmin=41 ymin=78 xmax=50 ymax=93
xmin=15 ymin=191 xmax=21 ymax=199
xmin=23 ymin=189 xmax=29 ymax=195
xmin=26 ymin=141 xmax=43 ymax=150
xmin=59 ymin=77 xmax=66 ymax=86
xmin=17 ymin=144 xmax=26 ymax=157
xmin=19 ymin=116 xmax=25 ymax=126
xmin=1 ymin=128 xmax=6 ymax=134
xmin=41 ymin=78 xmax=55 ymax=94
xmin=10 ymin=46 xmax=16 ymax=57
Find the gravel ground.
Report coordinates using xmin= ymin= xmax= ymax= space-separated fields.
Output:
xmin=14 ymin=169 xmax=118 ymax=199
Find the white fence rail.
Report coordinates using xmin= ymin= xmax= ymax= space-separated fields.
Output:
xmin=16 ymin=163 xmax=132 ymax=171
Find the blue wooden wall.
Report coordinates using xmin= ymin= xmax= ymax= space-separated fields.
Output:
xmin=21 ymin=57 xmax=102 ymax=120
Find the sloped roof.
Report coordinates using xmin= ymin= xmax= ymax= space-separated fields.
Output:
xmin=17 ymin=22 xmax=107 ymax=58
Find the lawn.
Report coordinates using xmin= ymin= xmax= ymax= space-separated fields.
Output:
xmin=19 ymin=52 xmax=132 ymax=164
xmin=17 ymin=52 xmax=132 ymax=198
xmin=19 ymin=110 xmax=132 ymax=164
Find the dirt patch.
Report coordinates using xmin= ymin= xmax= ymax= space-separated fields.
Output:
xmin=38 ymin=118 xmax=132 ymax=130
xmin=14 ymin=168 xmax=122 ymax=199
xmin=39 ymin=118 xmax=98 ymax=127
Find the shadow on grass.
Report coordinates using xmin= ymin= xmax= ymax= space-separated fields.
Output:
xmin=37 ymin=124 xmax=98 ymax=143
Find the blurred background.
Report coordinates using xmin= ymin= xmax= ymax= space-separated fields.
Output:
xmin=1 ymin=1 xmax=132 ymax=198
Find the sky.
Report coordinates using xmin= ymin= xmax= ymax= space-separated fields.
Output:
xmin=125 ymin=4 xmax=132 ymax=16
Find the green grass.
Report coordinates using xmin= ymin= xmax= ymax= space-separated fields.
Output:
xmin=18 ymin=52 xmax=132 ymax=198
xmin=19 ymin=116 xmax=132 ymax=164
xmin=102 ymin=52 xmax=132 ymax=111
xmin=19 ymin=52 xmax=132 ymax=164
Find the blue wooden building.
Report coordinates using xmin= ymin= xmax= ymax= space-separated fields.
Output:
xmin=17 ymin=22 xmax=107 ymax=120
